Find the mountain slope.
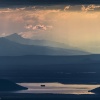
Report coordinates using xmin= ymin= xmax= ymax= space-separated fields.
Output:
xmin=0 ymin=79 xmax=28 ymax=91
xmin=0 ymin=37 xmax=89 ymax=56
xmin=5 ymin=33 xmax=80 ymax=50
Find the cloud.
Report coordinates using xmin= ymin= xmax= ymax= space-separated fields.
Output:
xmin=0 ymin=5 xmax=100 ymax=45
xmin=32 ymin=25 xmax=47 ymax=30
xmin=19 ymin=31 xmax=36 ymax=38
xmin=81 ymin=5 xmax=100 ymax=12
xmin=0 ymin=33 xmax=7 ymax=37
xmin=1 ymin=0 xmax=100 ymax=6
xmin=25 ymin=24 xmax=53 ymax=31
xmin=19 ymin=30 xmax=51 ymax=39
xmin=25 ymin=24 xmax=33 ymax=29
xmin=64 ymin=5 xmax=70 ymax=11
xmin=0 ymin=6 xmax=57 ymax=37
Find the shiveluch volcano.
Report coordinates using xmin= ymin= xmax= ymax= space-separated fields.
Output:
xmin=0 ymin=33 xmax=89 ymax=56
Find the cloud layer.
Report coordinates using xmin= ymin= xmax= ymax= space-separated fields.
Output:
xmin=0 ymin=0 xmax=100 ymax=6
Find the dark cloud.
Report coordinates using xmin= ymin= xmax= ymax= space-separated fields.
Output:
xmin=0 ymin=0 xmax=100 ymax=7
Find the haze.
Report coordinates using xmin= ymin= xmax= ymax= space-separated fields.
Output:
xmin=0 ymin=5 xmax=100 ymax=53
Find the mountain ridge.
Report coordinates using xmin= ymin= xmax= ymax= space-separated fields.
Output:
xmin=0 ymin=36 xmax=89 ymax=56
xmin=5 ymin=33 xmax=81 ymax=50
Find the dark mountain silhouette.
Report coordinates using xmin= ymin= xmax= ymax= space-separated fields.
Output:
xmin=0 ymin=79 xmax=27 ymax=91
xmin=0 ymin=37 xmax=89 ymax=56
xmin=89 ymin=87 xmax=100 ymax=94
xmin=5 ymin=33 xmax=78 ymax=50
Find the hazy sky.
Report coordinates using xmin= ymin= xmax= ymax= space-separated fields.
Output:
xmin=0 ymin=4 xmax=100 ymax=53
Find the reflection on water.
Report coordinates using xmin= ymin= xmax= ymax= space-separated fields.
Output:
xmin=13 ymin=83 xmax=100 ymax=94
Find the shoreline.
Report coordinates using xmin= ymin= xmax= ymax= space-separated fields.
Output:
xmin=0 ymin=93 xmax=100 ymax=100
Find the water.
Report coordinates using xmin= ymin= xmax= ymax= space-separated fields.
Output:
xmin=13 ymin=83 xmax=100 ymax=94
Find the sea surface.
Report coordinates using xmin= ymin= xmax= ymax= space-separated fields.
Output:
xmin=12 ymin=83 xmax=100 ymax=94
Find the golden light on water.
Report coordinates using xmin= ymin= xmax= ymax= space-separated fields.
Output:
xmin=18 ymin=83 xmax=100 ymax=94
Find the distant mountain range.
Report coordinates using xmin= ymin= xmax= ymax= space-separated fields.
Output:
xmin=0 ymin=33 xmax=89 ymax=56
xmin=5 ymin=33 xmax=79 ymax=49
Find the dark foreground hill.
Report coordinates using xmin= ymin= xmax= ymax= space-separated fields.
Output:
xmin=89 ymin=87 xmax=100 ymax=94
xmin=0 ymin=79 xmax=28 ymax=91
xmin=1 ymin=94 xmax=100 ymax=100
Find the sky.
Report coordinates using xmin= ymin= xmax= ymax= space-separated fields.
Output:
xmin=0 ymin=0 xmax=100 ymax=5
xmin=0 ymin=1 xmax=100 ymax=53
